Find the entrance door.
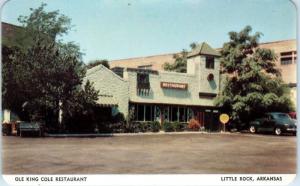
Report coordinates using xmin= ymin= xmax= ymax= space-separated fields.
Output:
xmin=204 ymin=110 xmax=212 ymax=131
xmin=197 ymin=112 xmax=205 ymax=128
xmin=203 ymin=110 xmax=221 ymax=132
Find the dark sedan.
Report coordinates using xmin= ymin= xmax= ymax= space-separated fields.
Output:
xmin=249 ymin=112 xmax=297 ymax=136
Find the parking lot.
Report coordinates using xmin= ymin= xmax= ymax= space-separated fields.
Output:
xmin=2 ymin=133 xmax=296 ymax=174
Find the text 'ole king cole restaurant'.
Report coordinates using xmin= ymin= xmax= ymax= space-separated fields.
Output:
xmin=85 ymin=42 xmax=222 ymax=132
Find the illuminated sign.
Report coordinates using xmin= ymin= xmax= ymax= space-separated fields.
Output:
xmin=160 ymin=82 xmax=188 ymax=90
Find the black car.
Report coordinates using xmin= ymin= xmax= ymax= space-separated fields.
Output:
xmin=249 ymin=112 xmax=297 ymax=136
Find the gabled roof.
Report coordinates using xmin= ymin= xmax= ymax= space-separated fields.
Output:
xmin=187 ymin=42 xmax=221 ymax=58
xmin=1 ymin=22 xmax=23 ymax=47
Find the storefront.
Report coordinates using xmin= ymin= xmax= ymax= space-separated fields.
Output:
xmin=86 ymin=42 xmax=222 ymax=131
xmin=129 ymin=103 xmax=221 ymax=131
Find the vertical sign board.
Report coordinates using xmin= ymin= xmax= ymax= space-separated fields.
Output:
xmin=219 ymin=113 xmax=229 ymax=132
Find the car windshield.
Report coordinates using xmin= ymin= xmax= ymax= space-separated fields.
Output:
xmin=272 ymin=113 xmax=291 ymax=122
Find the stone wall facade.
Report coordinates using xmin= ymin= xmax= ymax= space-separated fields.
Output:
xmin=124 ymin=55 xmax=220 ymax=107
xmin=85 ymin=65 xmax=129 ymax=116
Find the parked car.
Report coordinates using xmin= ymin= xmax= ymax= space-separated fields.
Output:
xmin=288 ymin=112 xmax=297 ymax=125
xmin=249 ymin=112 xmax=297 ymax=136
xmin=18 ymin=121 xmax=44 ymax=137
xmin=226 ymin=121 xmax=248 ymax=132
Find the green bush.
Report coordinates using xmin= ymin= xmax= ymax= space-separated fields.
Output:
xmin=138 ymin=122 xmax=151 ymax=132
xmin=162 ymin=121 xmax=175 ymax=132
xmin=109 ymin=122 xmax=126 ymax=133
xmin=150 ymin=121 xmax=161 ymax=132
xmin=125 ymin=121 xmax=142 ymax=133
xmin=173 ymin=122 xmax=187 ymax=131
xmin=112 ymin=113 xmax=126 ymax=123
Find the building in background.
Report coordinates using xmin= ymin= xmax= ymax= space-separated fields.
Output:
xmin=110 ymin=39 xmax=297 ymax=106
xmin=259 ymin=40 xmax=297 ymax=105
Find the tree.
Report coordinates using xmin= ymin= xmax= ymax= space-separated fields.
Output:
xmin=190 ymin=42 xmax=197 ymax=49
xmin=163 ymin=50 xmax=188 ymax=73
xmin=2 ymin=3 xmax=99 ymax=131
xmin=63 ymin=80 xmax=100 ymax=132
xmin=86 ymin=59 xmax=110 ymax=69
xmin=215 ymin=26 xmax=294 ymax=125
xmin=163 ymin=42 xmax=199 ymax=73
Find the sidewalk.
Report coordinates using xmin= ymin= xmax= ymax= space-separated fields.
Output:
xmin=45 ymin=131 xmax=231 ymax=137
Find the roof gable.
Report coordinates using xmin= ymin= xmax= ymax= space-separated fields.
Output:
xmin=188 ymin=42 xmax=220 ymax=58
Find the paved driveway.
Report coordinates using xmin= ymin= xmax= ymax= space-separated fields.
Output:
xmin=2 ymin=133 xmax=296 ymax=174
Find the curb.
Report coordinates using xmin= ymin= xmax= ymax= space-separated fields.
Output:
xmin=44 ymin=131 xmax=234 ymax=138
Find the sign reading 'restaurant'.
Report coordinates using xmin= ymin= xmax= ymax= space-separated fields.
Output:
xmin=160 ymin=82 xmax=188 ymax=90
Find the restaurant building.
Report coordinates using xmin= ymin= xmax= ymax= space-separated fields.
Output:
xmin=110 ymin=39 xmax=297 ymax=106
xmin=86 ymin=42 xmax=222 ymax=131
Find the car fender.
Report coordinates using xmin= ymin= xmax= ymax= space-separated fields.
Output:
xmin=273 ymin=123 xmax=284 ymax=130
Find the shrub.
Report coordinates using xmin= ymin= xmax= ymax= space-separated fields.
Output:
xmin=2 ymin=123 xmax=12 ymax=136
xmin=109 ymin=122 xmax=126 ymax=133
xmin=173 ymin=122 xmax=187 ymax=131
xmin=188 ymin=119 xmax=200 ymax=131
xmin=150 ymin=121 xmax=161 ymax=132
xmin=125 ymin=121 xmax=143 ymax=133
xmin=138 ymin=122 xmax=145 ymax=132
xmin=112 ymin=113 xmax=125 ymax=123
xmin=144 ymin=122 xmax=153 ymax=132
xmin=162 ymin=121 xmax=175 ymax=132
xmin=137 ymin=122 xmax=151 ymax=132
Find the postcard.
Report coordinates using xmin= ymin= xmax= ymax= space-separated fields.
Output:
xmin=1 ymin=0 xmax=297 ymax=185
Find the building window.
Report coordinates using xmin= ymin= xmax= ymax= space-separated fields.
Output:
xmin=137 ymin=104 xmax=145 ymax=121
xmin=137 ymin=73 xmax=150 ymax=89
xmin=133 ymin=104 xmax=157 ymax=121
xmin=205 ymin=56 xmax=215 ymax=69
xmin=280 ymin=51 xmax=297 ymax=65
xmin=162 ymin=107 xmax=169 ymax=122
xmin=187 ymin=108 xmax=194 ymax=121
xmin=179 ymin=107 xmax=186 ymax=122
xmin=171 ymin=107 xmax=179 ymax=121
xmin=145 ymin=105 xmax=152 ymax=121
xmin=111 ymin=67 xmax=124 ymax=78
xmin=154 ymin=106 xmax=161 ymax=121
xmin=133 ymin=105 xmax=197 ymax=123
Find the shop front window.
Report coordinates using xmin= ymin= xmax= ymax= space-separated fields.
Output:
xmin=163 ymin=107 xmax=169 ymax=122
xmin=133 ymin=105 xmax=195 ymax=122
xmin=145 ymin=105 xmax=152 ymax=121
xmin=133 ymin=104 xmax=157 ymax=121
xmin=187 ymin=108 xmax=194 ymax=121
xmin=171 ymin=107 xmax=178 ymax=121
xmin=179 ymin=107 xmax=186 ymax=122
xmin=154 ymin=106 xmax=161 ymax=121
xmin=137 ymin=104 xmax=145 ymax=121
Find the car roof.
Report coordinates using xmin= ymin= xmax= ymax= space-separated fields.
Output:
xmin=266 ymin=112 xmax=289 ymax=117
xmin=266 ymin=112 xmax=287 ymax=115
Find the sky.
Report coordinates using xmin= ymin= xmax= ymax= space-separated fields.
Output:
xmin=1 ymin=0 xmax=297 ymax=63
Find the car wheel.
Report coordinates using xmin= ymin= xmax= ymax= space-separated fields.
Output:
xmin=249 ymin=126 xmax=256 ymax=133
xmin=274 ymin=127 xmax=282 ymax=136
